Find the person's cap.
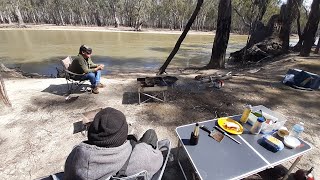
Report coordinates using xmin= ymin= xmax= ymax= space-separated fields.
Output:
xmin=87 ymin=107 xmax=128 ymax=148
xmin=79 ymin=44 xmax=92 ymax=54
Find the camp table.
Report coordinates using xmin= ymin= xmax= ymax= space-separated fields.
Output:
xmin=175 ymin=106 xmax=312 ymax=180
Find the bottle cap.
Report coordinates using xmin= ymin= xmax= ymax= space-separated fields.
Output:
xmin=257 ymin=117 xmax=265 ymax=122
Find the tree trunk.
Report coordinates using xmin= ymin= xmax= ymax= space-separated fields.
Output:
xmin=157 ymin=0 xmax=204 ymax=75
xmin=59 ymin=10 xmax=65 ymax=25
xmin=300 ymin=0 xmax=320 ymax=56
xmin=279 ymin=0 xmax=302 ymax=52
xmin=14 ymin=5 xmax=25 ymax=26
xmin=0 ymin=12 xmax=4 ymax=23
xmin=206 ymin=0 xmax=232 ymax=69
xmin=315 ymin=36 xmax=320 ymax=54
xmin=0 ymin=74 xmax=11 ymax=107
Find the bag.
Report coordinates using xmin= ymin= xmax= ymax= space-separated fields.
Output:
xmin=293 ymin=71 xmax=313 ymax=88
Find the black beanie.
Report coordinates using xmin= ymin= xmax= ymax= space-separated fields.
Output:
xmin=87 ymin=107 xmax=128 ymax=148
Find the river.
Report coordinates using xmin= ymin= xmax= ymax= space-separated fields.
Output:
xmin=0 ymin=29 xmax=249 ymax=76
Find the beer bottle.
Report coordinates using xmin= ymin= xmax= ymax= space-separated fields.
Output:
xmin=190 ymin=123 xmax=200 ymax=145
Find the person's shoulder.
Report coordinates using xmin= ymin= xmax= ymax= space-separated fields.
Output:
xmin=72 ymin=54 xmax=82 ymax=61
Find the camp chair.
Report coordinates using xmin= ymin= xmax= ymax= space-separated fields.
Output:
xmin=60 ymin=56 xmax=88 ymax=94
xmin=40 ymin=139 xmax=171 ymax=180
xmin=109 ymin=139 xmax=171 ymax=180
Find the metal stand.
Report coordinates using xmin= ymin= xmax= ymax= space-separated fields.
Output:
xmin=138 ymin=86 xmax=168 ymax=104
xmin=177 ymin=140 xmax=188 ymax=180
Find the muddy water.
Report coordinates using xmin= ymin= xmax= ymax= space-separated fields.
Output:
xmin=0 ymin=30 xmax=247 ymax=76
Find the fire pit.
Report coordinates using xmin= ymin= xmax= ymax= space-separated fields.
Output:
xmin=137 ymin=76 xmax=178 ymax=104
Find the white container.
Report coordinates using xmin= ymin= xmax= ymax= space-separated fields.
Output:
xmin=247 ymin=105 xmax=287 ymax=134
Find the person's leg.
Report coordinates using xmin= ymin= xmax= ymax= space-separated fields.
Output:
xmin=95 ymin=70 xmax=101 ymax=86
xmin=139 ymin=129 xmax=158 ymax=149
xmin=81 ymin=72 xmax=96 ymax=87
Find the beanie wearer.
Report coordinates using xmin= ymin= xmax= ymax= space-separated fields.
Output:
xmin=87 ymin=107 xmax=128 ymax=148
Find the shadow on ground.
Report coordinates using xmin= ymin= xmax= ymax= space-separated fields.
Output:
xmin=41 ymin=83 xmax=91 ymax=96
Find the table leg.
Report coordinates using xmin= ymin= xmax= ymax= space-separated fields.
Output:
xmin=282 ymin=156 xmax=302 ymax=180
xmin=176 ymin=139 xmax=188 ymax=180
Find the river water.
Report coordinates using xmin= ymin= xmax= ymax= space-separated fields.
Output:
xmin=0 ymin=30 xmax=248 ymax=76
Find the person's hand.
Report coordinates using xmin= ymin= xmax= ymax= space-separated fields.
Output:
xmin=99 ymin=64 xmax=105 ymax=70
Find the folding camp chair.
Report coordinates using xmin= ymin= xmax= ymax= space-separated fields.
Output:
xmin=40 ymin=139 xmax=171 ymax=180
xmin=110 ymin=139 xmax=171 ymax=180
xmin=60 ymin=56 xmax=88 ymax=94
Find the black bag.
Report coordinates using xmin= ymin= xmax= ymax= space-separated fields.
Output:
xmin=294 ymin=71 xmax=313 ymax=88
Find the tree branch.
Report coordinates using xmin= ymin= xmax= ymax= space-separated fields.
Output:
xmin=233 ymin=7 xmax=251 ymax=27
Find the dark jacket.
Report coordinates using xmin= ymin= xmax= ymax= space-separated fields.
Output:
xmin=68 ymin=54 xmax=98 ymax=74
xmin=64 ymin=141 xmax=163 ymax=180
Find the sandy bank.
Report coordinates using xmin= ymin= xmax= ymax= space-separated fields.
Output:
xmin=0 ymin=24 xmax=250 ymax=37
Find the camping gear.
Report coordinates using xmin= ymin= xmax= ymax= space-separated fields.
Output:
xmin=200 ymin=125 xmax=224 ymax=142
xmin=137 ymin=76 xmax=178 ymax=104
xmin=259 ymin=135 xmax=284 ymax=152
xmin=60 ymin=56 xmax=89 ymax=95
xmin=283 ymin=69 xmax=320 ymax=90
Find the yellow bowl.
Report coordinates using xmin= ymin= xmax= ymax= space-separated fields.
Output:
xmin=217 ymin=117 xmax=244 ymax=135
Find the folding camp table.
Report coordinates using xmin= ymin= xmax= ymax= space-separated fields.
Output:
xmin=175 ymin=107 xmax=312 ymax=180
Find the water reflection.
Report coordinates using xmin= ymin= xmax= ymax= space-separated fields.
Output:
xmin=0 ymin=30 xmax=248 ymax=75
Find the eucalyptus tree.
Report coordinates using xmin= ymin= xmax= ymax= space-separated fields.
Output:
xmin=206 ymin=0 xmax=232 ymax=68
xmin=300 ymin=0 xmax=320 ymax=56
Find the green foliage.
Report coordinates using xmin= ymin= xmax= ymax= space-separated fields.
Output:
xmin=0 ymin=0 xmax=287 ymax=33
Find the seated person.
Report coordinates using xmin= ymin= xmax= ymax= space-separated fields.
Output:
xmin=68 ymin=45 xmax=105 ymax=94
xmin=64 ymin=107 xmax=163 ymax=180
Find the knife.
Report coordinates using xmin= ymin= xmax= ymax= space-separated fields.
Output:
xmin=200 ymin=125 xmax=224 ymax=142
xmin=214 ymin=126 xmax=242 ymax=144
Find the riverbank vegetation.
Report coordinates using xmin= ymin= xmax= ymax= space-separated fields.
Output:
xmin=0 ymin=0 xmax=310 ymax=34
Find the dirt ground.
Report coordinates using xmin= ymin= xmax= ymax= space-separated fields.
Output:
xmin=0 ymin=53 xmax=319 ymax=180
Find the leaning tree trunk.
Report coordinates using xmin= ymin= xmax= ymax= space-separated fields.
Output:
xmin=157 ymin=0 xmax=204 ymax=75
xmin=300 ymin=0 xmax=320 ymax=57
xmin=0 ymin=74 xmax=11 ymax=107
xmin=206 ymin=0 xmax=232 ymax=69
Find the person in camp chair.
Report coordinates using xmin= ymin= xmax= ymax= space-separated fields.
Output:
xmin=64 ymin=107 xmax=163 ymax=180
xmin=68 ymin=45 xmax=105 ymax=94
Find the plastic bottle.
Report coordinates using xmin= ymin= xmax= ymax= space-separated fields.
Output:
xmin=240 ymin=105 xmax=252 ymax=123
xmin=250 ymin=117 xmax=265 ymax=134
xmin=190 ymin=123 xmax=200 ymax=145
xmin=290 ymin=122 xmax=304 ymax=138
